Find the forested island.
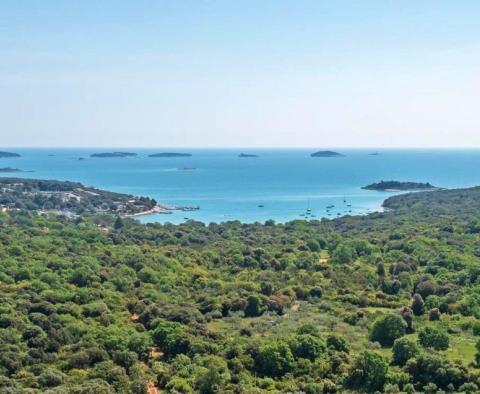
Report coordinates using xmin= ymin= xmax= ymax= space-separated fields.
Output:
xmin=0 ymin=151 xmax=20 ymax=158
xmin=311 ymin=150 xmax=344 ymax=157
xmin=239 ymin=153 xmax=258 ymax=158
xmin=90 ymin=152 xmax=138 ymax=158
xmin=363 ymin=181 xmax=438 ymax=191
xmin=149 ymin=153 xmax=192 ymax=158
xmin=1 ymin=181 xmax=480 ymax=392
xmin=0 ymin=167 xmax=27 ymax=173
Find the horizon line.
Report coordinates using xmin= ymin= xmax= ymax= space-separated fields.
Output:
xmin=2 ymin=146 xmax=480 ymax=150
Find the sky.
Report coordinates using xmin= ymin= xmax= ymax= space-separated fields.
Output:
xmin=1 ymin=1 xmax=480 ymax=148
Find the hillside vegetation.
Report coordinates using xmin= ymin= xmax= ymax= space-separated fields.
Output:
xmin=2 ymin=186 xmax=480 ymax=393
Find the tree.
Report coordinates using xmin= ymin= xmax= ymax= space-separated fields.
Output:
xmin=392 ymin=337 xmax=420 ymax=366
xmin=196 ymin=356 xmax=230 ymax=394
xmin=244 ymin=295 xmax=263 ymax=317
xmin=429 ymin=308 xmax=441 ymax=321
xmin=326 ymin=334 xmax=348 ymax=353
xmin=418 ymin=326 xmax=449 ymax=351
xmin=345 ymin=351 xmax=388 ymax=392
xmin=369 ymin=314 xmax=407 ymax=347
xmin=289 ymin=334 xmax=325 ymax=361
xmin=406 ymin=353 xmax=468 ymax=390
xmin=415 ymin=280 xmax=437 ymax=299
xmin=331 ymin=243 xmax=357 ymax=264
xmin=254 ymin=342 xmax=295 ymax=377
xmin=411 ymin=294 xmax=425 ymax=316
xmin=114 ymin=216 xmax=124 ymax=230
xmin=399 ymin=306 xmax=414 ymax=333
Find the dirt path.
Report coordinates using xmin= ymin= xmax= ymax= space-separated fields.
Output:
xmin=146 ymin=380 xmax=160 ymax=394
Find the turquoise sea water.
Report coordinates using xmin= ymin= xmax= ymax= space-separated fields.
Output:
xmin=2 ymin=148 xmax=480 ymax=224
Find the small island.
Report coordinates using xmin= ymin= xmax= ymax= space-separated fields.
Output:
xmin=238 ymin=153 xmax=258 ymax=158
xmin=310 ymin=150 xmax=344 ymax=157
xmin=0 ymin=151 xmax=20 ymax=158
xmin=0 ymin=167 xmax=29 ymax=173
xmin=362 ymin=180 xmax=438 ymax=191
xmin=149 ymin=153 xmax=192 ymax=158
xmin=90 ymin=152 xmax=137 ymax=158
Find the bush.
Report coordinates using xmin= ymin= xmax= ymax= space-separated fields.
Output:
xmin=289 ymin=334 xmax=325 ymax=361
xmin=254 ymin=342 xmax=295 ymax=377
xmin=411 ymin=294 xmax=425 ymax=316
xmin=326 ymin=334 xmax=348 ymax=353
xmin=369 ymin=314 xmax=407 ymax=347
xmin=429 ymin=308 xmax=441 ymax=321
xmin=392 ymin=337 xmax=420 ymax=366
xmin=331 ymin=244 xmax=357 ymax=264
xmin=244 ymin=295 xmax=264 ymax=317
xmin=345 ymin=351 xmax=388 ymax=392
xmin=472 ymin=320 xmax=480 ymax=336
xmin=418 ymin=326 xmax=449 ymax=351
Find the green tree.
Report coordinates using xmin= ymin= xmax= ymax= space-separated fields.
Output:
xmin=345 ymin=351 xmax=388 ymax=392
xmin=331 ymin=243 xmax=357 ymax=264
xmin=369 ymin=314 xmax=407 ymax=347
xmin=114 ymin=216 xmax=124 ymax=230
xmin=289 ymin=334 xmax=325 ymax=361
xmin=411 ymin=294 xmax=425 ymax=316
xmin=392 ymin=337 xmax=420 ymax=366
xmin=254 ymin=342 xmax=295 ymax=377
xmin=244 ymin=295 xmax=263 ymax=317
xmin=196 ymin=356 xmax=230 ymax=394
xmin=418 ymin=326 xmax=449 ymax=351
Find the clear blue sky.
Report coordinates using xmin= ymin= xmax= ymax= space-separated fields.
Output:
xmin=1 ymin=1 xmax=479 ymax=147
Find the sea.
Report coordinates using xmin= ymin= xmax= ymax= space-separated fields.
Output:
xmin=2 ymin=148 xmax=480 ymax=224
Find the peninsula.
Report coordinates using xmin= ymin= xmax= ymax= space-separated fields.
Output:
xmin=149 ymin=152 xmax=192 ymax=157
xmin=90 ymin=152 xmax=137 ymax=158
xmin=238 ymin=153 xmax=258 ymax=158
xmin=310 ymin=150 xmax=344 ymax=157
xmin=0 ymin=151 xmax=20 ymax=158
xmin=363 ymin=180 xmax=438 ymax=191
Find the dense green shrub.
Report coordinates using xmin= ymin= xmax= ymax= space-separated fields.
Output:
xmin=369 ymin=314 xmax=407 ymax=347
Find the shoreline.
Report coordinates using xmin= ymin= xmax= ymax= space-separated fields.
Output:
xmin=123 ymin=204 xmax=200 ymax=218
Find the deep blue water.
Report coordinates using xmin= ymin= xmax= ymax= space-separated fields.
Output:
xmin=1 ymin=148 xmax=480 ymax=224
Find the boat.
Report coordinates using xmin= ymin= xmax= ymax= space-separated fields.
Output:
xmin=258 ymin=204 xmax=264 ymax=208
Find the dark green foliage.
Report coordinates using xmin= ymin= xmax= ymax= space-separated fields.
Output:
xmin=406 ymin=353 xmax=468 ymax=390
xmin=289 ymin=334 xmax=326 ymax=361
xmin=326 ymin=334 xmax=348 ymax=353
xmin=0 ymin=183 xmax=480 ymax=392
xmin=429 ymin=308 xmax=441 ymax=321
xmin=244 ymin=295 xmax=264 ymax=317
xmin=345 ymin=351 xmax=388 ymax=392
xmin=392 ymin=337 xmax=420 ymax=366
xmin=254 ymin=342 xmax=295 ymax=377
xmin=331 ymin=243 xmax=357 ymax=264
xmin=369 ymin=314 xmax=407 ymax=347
xmin=418 ymin=326 xmax=450 ymax=350
xmin=411 ymin=294 xmax=425 ymax=316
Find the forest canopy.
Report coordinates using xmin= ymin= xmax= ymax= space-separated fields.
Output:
xmin=1 ymin=185 xmax=480 ymax=392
